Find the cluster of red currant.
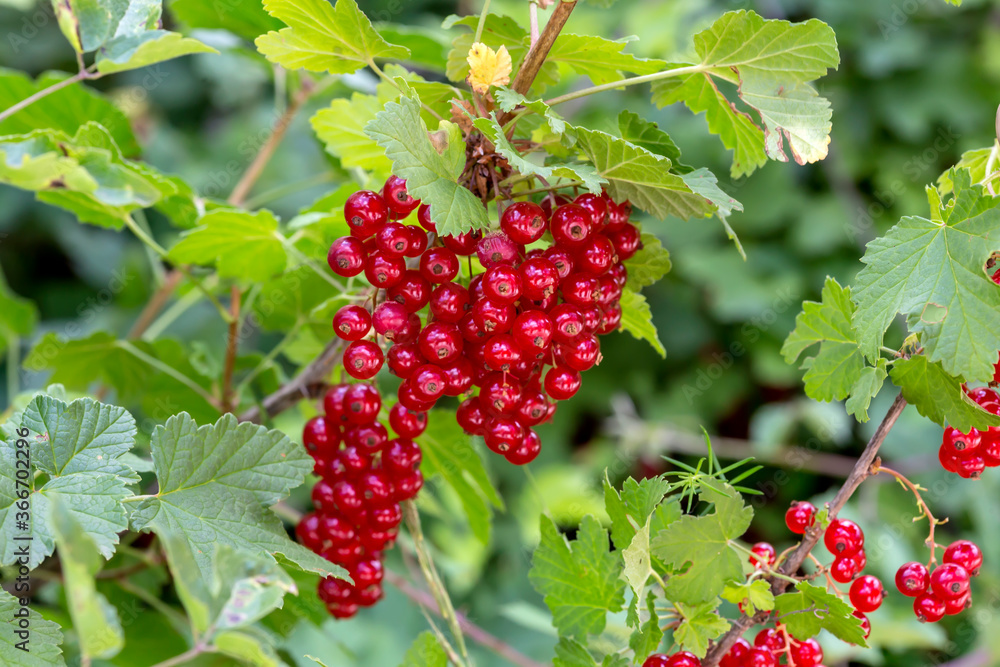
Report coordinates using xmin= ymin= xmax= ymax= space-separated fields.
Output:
xmin=895 ymin=540 xmax=981 ymax=622
xmin=295 ymin=383 xmax=424 ymax=619
xmin=326 ymin=175 xmax=638 ymax=465
xmin=939 ymin=385 xmax=1000 ymax=478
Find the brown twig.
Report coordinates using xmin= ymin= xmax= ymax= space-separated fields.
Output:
xmin=702 ymin=394 xmax=907 ymax=667
xmin=221 ymin=286 xmax=242 ymax=413
xmin=383 ymin=570 xmax=547 ymax=667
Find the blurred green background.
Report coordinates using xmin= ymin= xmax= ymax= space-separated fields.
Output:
xmin=2 ymin=0 xmax=999 ymax=665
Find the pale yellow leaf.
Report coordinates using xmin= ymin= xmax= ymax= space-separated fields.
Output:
xmin=467 ymin=42 xmax=512 ymax=94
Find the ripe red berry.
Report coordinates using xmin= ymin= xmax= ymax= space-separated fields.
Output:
xmin=914 ymin=592 xmax=946 ymax=623
xmin=394 ymin=469 xmax=424 ymax=501
xmin=519 ymin=257 xmax=560 ymax=300
xmin=607 ymin=222 xmax=641 ymax=260
xmin=417 ymin=321 xmax=463 ymax=365
xmin=943 ymin=540 xmax=983 ymax=576
xmin=956 ymin=453 xmax=986 ymax=479
xmin=457 ymin=397 xmax=488 ymax=435
xmin=409 ymin=364 xmax=448 ymax=403
xmin=343 ymin=383 xmax=381 ymax=424
xmin=550 ymin=303 xmax=586 ymax=342
xmin=345 ymin=190 xmax=389 ymax=239
xmin=484 ymin=416 xmax=524 ymax=454
xmin=484 ymin=334 xmax=522 ymax=372
xmin=375 ymin=221 xmax=411 ymax=256
xmin=895 ymin=561 xmax=930 ymax=597
xmin=561 ymin=273 xmax=600 ymax=307
xmin=441 ymin=229 xmax=482 ymax=255
xmin=501 ymin=201 xmax=547 ymax=244
xmin=550 ymin=204 xmax=592 ymax=247
xmin=789 ymin=638 xmax=823 ymax=667
xmin=303 ymin=416 xmax=336 ymax=459
xmin=749 ymin=542 xmax=776 ymax=568
xmin=383 ymin=437 xmax=422 ymax=474
xmin=544 ymin=366 xmax=581 ymax=401
xmin=720 ymin=638 xmax=751 ymax=667
xmin=744 ymin=647 xmax=777 ymax=667
xmin=429 ymin=283 xmax=470 ymax=323
xmin=417 ymin=204 xmax=436 ymax=232
xmin=641 ymin=655 xmax=670 ymax=667
xmin=477 ymin=232 xmax=521 ymax=267
xmin=663 ymin=652 xmax=701 ymax=667
xmin=388 ymin=403 xmax=427 ymax=439
xmin=404 ymin=225 xmax=429 ymax=257
xmin=388 ymin=271 xmax=431 ymax=312
xmin=473 ymin=299 xmax=515 ymax=335
xmin=481 ymin=373 xmax=523 ymax=415
xmin=345 ymin=420 xmax=389 ymax=453
xmin=359 ymin=470 xmax=394 ymax=503
xmin=328 ymin=236 xmax=367 ymax=277
xmin=387 ymin=342 xmax=422 ymax=379
xmin=382 ymin=175 xmax=419 ymax=219
xmin=512 ymin=310 xmax=555 ymax=357
xmin=515 ymin=391 xmax=551 ymax=427
xmin=543 ymin=246 xmax=575 ymax=279
xmin=344 ymin=340 xmax=383 ymax=380
xmin=372 ymin=302 xmax=408 ymax=339
xmin=850 ymin=575 xmax=885 ymax=613
xmin=754 ymin=627 xmax=785 ymax=653
xmin=785 ymin=501 xmax=817 ymax=534
xmin=483 ymin=264 xmax=523 ymax=304
xmin=556 ymin=333 xmax=601 ymax=372
xmin=351 ymin=558 xmax=385 ymax=590
xmin=506 ymin=428 xmax=542 ymax=465
xmin=331 ymin=444 xmax=371 ymax=479
xmin=945 ymin=590 xmax=972 ymax=615
xmin=575 ymin=192 xmax=608 ymax=228
xmin=604 ymin=195 xmax=632 ymax=231
xmin=296 ymin=513 xmax=323 ymax=551
xmin=941 ymin=427 xmax=981 ymax=455
xmin=333 ymin=305 xmax=372 ymax=341
xmin=824 ymin=518 xmax=864 ymax=556
xmin=830 ymin=553 xmax=863 ymax=584
xmin=930 ymin=563 xmax=971 ymax=599
xmin=419 ymin=247 xmax=460 ymax=284
xmin=318 ymin=514 xmax=357 ymax=547
xmin=365 ymin=250 xmax=405 ymax=288
xmin=576 ymin=234 xmax=617 ymax=275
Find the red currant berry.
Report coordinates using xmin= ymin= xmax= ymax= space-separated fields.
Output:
xmin=365 ymin=250 xmax=405 ymax=288
xmin=351 ymin=557 xmax=385 ymax=590
xmin=333 ymin=305 xmax=372 ymax=341
xmin=441 ymin=357 xmax=474 ymax=395
xmin=481 ymin=373 xmax=524 ymax=415
xmin=457 ymin=397 xmax=488 ymax=436
xmin=318 ymin=513 xmax=357 ymax=548
xmin=544 ymin=366 xmax=581 ymax=401
xmin=394 ymin=469 xmax=424 ymax=501
xmin=942 ymin=426 xmax=981 ymax=455
xmin=930 ymin=563 xmax=971 ymax=599
xmin=608 ymin=222 xmax=641 ymax=260
xmin=754 ymin=627 xmax=785 ymax=653
xmin=550 ymin=303 xmax=586 ymax=342
xmin=417 ymin=204 xmax=436 ymax=232
xmin=914 ymin=592 xmax=946 ymax=623
xmin=720 ymin=638 xmax=751 ymax=667
xmin=441 ymin=229 xmax=482 ymax=255
xmin=369 ymin=502 xmax=403 ymax=531
xmin=749 ymin=542 xmax=776 ymax=568
xmin=326 ymin=601 xmax=359 ymax=620
xmin=484 ymin=416 xmax=525 ymax=454
xmin=895 ymin=561 xmax=930 ymax=597
xmin=296 ymin=512 xmax=323 ymax=551
xmin=375 ymin=221 xmax=410 ymax=256
xmin=343 ymin=383 xmax=381 ymax=424
xmin=473 ymin=299 xmax=515 ymax=335
xmin=543 ymin=246 xmax=575 ymax=280
xmin=850 ymin=575 xmax=885 ymax=613
xmin=417 ymin=321 xmax=464 ymax=365
xmin=744 ymin=647 xmax=777 ymax=667
xmin=429 ymin=283 xmax=470 ymax=323
xmin=501 ymin=201 xmax=547 ymax=244
xmin=512 ymin=310 xmax=555 ymax=357
xmin=372 ymin=301 xmax=407 ymax=338
xmin=483 ymin=264 xmax=523 ymax=304
xmin=477 ymin=232 xmax=521 ymax=267
xmin=789 ymin=638 xmax=823 ymax=667
xmin=574 ymin=192 xmax=608 ymax=228
xmin=318 ymin=577 xmax=354 ymax=603
xmin=328 ymin=236 xmax=367 ymax=277
xmin=641 ymin=654 xmax=670 ymax=667
xmin=516 ymin=391 xmax=552 ymax=427
xmin=409 ymin=364 xmax=448 ymax=403
xmin=484 ymin=334 xmax=522 ymax=372
xmin=383 ymin=437 xmax=422 ymax=474
xmin=604 ymin=195 xmax=632 ymax=232
xmin=556 ymin=333 xmax=601 ymax=371
xmin=382 ymin=175 xmax=419 ymax=219
xmin=943 ymin=540 xmax=983 ymax=576
xmin=331 ymin=444 xmax=372 ymax=479
xmin=332 ymin=480 xmax=365 ymax=520
xmin=519 ymin=256 xmax=560 ymax=300
xmin=561 ymin=273 xmax=600 ymax=306
xmin=550 ymin=204 xmax=592 ymax=247
xmin=576 ymin=234 xmax=617 ymax=275
xmin=344 ymin=340 xmax=383 ymax=380
xmin=359 ymin=470 xmax=394 ymax=503
xmin=506 ymin=428 xmax=542 ymax=465
xmin=386 ymin=342 xmax=421 ymax=380
xmin=303 ymin=416 xmax=337 ymax=460
xmin=419 ymin=246 xmax=460 ymax=284
xmin=388 ymin=270 xmax=431 ymax=312
xmin=458 ymin=312 xmax=487 ymax=343
xmin=945 ymin=590 xmax=972 ymax=615
xmin=311 ymin=479 xmax=337 ymax=513
xmin=830 ymin=555 xmax=860 ymax=584
xmin=344 ymin=421 xmax=388 ymax=452
xmin=663 ymin=652 xmax=701 ymax=667
xmin=824 ymin=518 xmax=864 ymax=556
xmin=785 ymin=501 xmax=817 ymax=534
xmin=354 ymin=583 xmax=384 ymax=607
xmin=956 ymin=452 xmax=986 ymax=479
xmin=404 ymin=225 xmax=429 ymax=257
xmin=345 ymin=190 xmax=389 ymax=239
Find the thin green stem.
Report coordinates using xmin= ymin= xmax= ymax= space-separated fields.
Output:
xmin=0 ymin=71 xmax=91 ymax=124
xmin=123 ymin=216 xmax=233 ymax=323
xmin=545 ymin=63 xmax=708 ymax=107
xmin=243 ymin=172 xmax=336 ymax=209
xmin=474 ymin=0 xmax=493 ymax=43
xmin=132 ymin=210 xmax=166 ymax=286
xmin=236 ymin=320 xmax=302 ymax=395
xmin=117 ymin=341 xmax=219 ymax=408
xmin=7 ymin=335 xmax=19 ymax=401
xmin=116 ymin=579 xmax=190 ymax=637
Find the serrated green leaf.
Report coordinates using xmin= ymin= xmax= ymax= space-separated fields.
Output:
xmin=721 ymin=579 xmax=775 ymax=615
xmin=782 ymin=277 xmax=866 ymax=403
xmin=624 ymin=234 xmax=672 ymax=291
xmin=472 ymin=114 xmax=605 ymax=194
xmin=496 ymin=90 xmax=566 ymax=134
xmin=774 ymin=581 xmax=867 ymax=646
xmin=603 ymin=474 xmax=671 ymax=550
xmin=889 ymin=355 xmax=1000 ymax=431
xmin=529 ymin=515 xmax=625 ymax=638
xmin=256 ymin=0 xmax=408 ymax=74
xmin=853 ymin=171 xmax=1000 ymax=382
xmin=553 ymin=637 xmax=598 ymax=667
xmin=312 ymin=93 xmax=393 ymax=172
xmin=547 ymin=34 xmax=664 ymax=85
xmin=399 ymin=632 xmax=447 ymax=667
xmin=619 ymin=290 xmax=666 ymax=358
xmin=651 ymin=483 xmax=752 ymax=605
xmin=0 ymin=589 xmax=65 ymax=665
xmin=54 ymin=0 xmax=160 ymax=53
xmin=845 ymin=360 xmax=887 ymax=423
xmin=0 ymin=68 xmax=138 ymax=156
xmin=939 ymin=147 xmax=991 ymax=194
xmin=95 ymin=30 xmax=216 ymax=75
xmin=169 ymin=0 xmax=284 ymax=41
xmin=417 ymin=410 xmax=502 ymax=545
xmin=674 ymin=600 xmax=730 ymax=658
xmin=130 ymin=413 xmax=344 ymax=580
xmin=169 ymin=209 xmax=288 ymax=280
xmin=622 ymin=516 xmax=653 ymax=597
xmin=629 ymin=591 xmax=664 ymax=662
xmin=574 ymin=127 xmax=714 ymax=221
xmin=50 ymin=496 xmax=124 ymax=660
xmin=617 ymin=111 xmax=684 ymax=168
xmin=364 ymin=91 xmax=489 ymax=236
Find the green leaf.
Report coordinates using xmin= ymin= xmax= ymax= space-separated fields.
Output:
xmin=213 ymin=630 xmax=283 ymax=667
xmin=364 ymin=90 xmax=489 ymax=236
xmin=603 ymin=474 xmax=671 ymax=550
xmin=169 ymin=0 xmax=284 ymax=42
xmin=417 ymin=410 xmax=503 ymax=545
xmin=256 ymin=0 xmax=409 ymax=74
xmin=312 ymin=93 xmax=393 ymax=172
xmin=0 ymin=395 xmax=137 ymax=568
xmin=0 ymin=589 xmax=65 ymax=665
xmin=774 ymin=581 xmax=868 ymax=646
xmin=54 ymin=0 xmax=160 ymax=53
xmin=653 ymin=11 xmax=839 ymax=176
xmin=0 ymin=68 xmax=138 ymax=156
xmin=845 ymin=361 xmax=888 ymax=423
xmin=853 ymin=171 xmax=1000 ymax=382
xmin=622 ymin=517 xmax=653 ymax=597
xmin=721 ymin=579 xmax=775 ymax=615
xmin=782 ymin=277 xmax=866 ymax=403
xmin=254 ymin=264 xmax=343 ymax=332
xmin=529 ymin=515 xmax=626 ymax=638
xmin=0 ymin=265 xmax=37 ymax=355
xmin=471 ymin=114 xmax=605 ymax=194
xmin=617 ymin=111 xmax=684 ymax=168
xmin=674 ymin=600 xmax=730 ymax=658
xmin=650 ymin=483 xmax=752 ymax=605
xmin=573 ymin=127 xmax=714 ymax=221
xmin=95 ymin=30 xmax=217 ymax=75
xmin=889 ymin=355 xmax=1000 ymax=431
xmin=938 ymin=147 xmax=991 ymax=194
xmin=50 ymin=497 xmax=124 ymax=660
xmin=169 ymin=209 xmax=288 ymax=280
xmin=130 ymin=413 xmax=344 ymax=580
xmin=553 ymin=637 xmax=599 ymax=667
xmin=399 ymin=632 xmax=447 ymax=667
xmin=619 ymin=290 xmax=666 ymax=358
xmin=547 ymin=34 xmax=664 ymax=85
xmin=624 ymin=234 xmax=672 ymax=291
xmin=629 ymin=591 xmax=664 ymax=662
xmin=376 ymin=24 xmax=450 ymax=70
xmin=496 ymin=90 xmax=566 ymax=134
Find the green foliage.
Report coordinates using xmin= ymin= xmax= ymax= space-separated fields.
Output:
xmin=0 ymin=589 xmax=65 ymax=665
xmin=673 ymin=600 xmax=730 ymax=658
xmin=628 ymin=592 xmax=664 ymax=662
xmin=774 ymin=581 xmax=868 ymax=646
xmin=721 ymin=579 xmax=775 ymax=615
xmin=889 ymin=355 xmax=1000 ymax=431
xmin=170 ymin=209 xmax=289 ymax=279
xmin=399 ymin=632 xmax=448 ymax=667
xmin=169 ymin=0 xmax=283 ymax=42
xmin=619 ymin=290 xmax=666 ymax=358
xmin=624 ymin=233 xmax=672 ymax=291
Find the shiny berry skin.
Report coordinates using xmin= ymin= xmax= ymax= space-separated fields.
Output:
xmin=512 ymin=311 xmax=555 ymax=357
xmin=477 ymin=232 xmax=521 ymax=267
xmin=930 ymin=563 xmax=971 ymax=599
xmin=519 ymin=257 xmax=560 ymax=300
xmin=550 ymin=204 xmax=592 ymax=247
xmin=388 ymin=271 xmax=431 ymax=312
xmin=754 ymin=628 xmax=785 ymax=653
xmin=303 ymin=416 xmax=336 ymax=459
xmin=381 ymin=439 xmax=420 ymax=477
xmin=604 ymin=195 xmax=632 ymax=230
xmin=296 ymin=512 xmax=323 ymax=551
xmin=344 ymin=340 xmax=383 ymax=380
xmin=939 ymin=442 xmax=963 ymax=474
xmin=417 ymin=321 xmax=463 ymax=365
xmin=850 ymin=575 xmax=885 ymax=613
xmin=608 ymin=222 xmax=641 ymax=260
xmin=516 ymin=392 xmax=552 ymax=427
xmin=332 ymin=444 xmax=371 ymax=479
xmin=744 ymin=647 xmax=777 ymax=667
xmin=333 ymin=305 xmax=372 ymax=341
xmin=945 ymin=590 xmax=972 ymax=615
xmin=785 ymin=501 xmax=817 ymax=534
xmin=372 ymin=301 xmax=408 ymax=339
xmin=943 ymin=540 xmax=983 ymax=576
xmin=331 ymin=479 xmax=364 ymax=518
xmin=419 ymin=246 xmax=460 ymax=284
xmin=749 ymin=542 xmax=776 ymax=568
xmin=598 ymin=302 xmax=622 ymax=334
xmin=484 ymin=335 xmax=522 ymax=372
xmin=311 ymin=479 xmax=337 ymax=513
xmin=457 ymin=397 xmax=488 ymax=435
xmin=417 ymin=204 xmax=436 ymax=232
xmin=576 ymin=234 xmax=617 ymax=275
xmin=354 ymin=583 xmax=384 ymax=607
xmin=343 ymin=383 xmax=381 ymax=424
xmin=895 ymin=561 xmax=930 ymax=597
xmin=375 ymin=221 xmax=411 ymax=256
xmin=364 ymin=250 xmax=405 ymax=288
xmin=914 ymin=592 xmax=946 ymax=623
xmin=394 ymin=469 xmax=424 ymax=501
xmin=483 ymin=264 xmax=523 ymax=304
xmin=824 ymin=518 xmax=864 ymax=556
xmin=326 ymin=601 xmax=359 ymax=619
xmin=387 ymin=342 xmax=421 ymax=379
xmin=319 ymin=514 xmax=357 ymax=548
xmin=404 ymin=225 xmax=429 ymax=257
xmin=830 ymin=554 xmax=862 ymax=584
xmin=663 ymin=652 xmax=701 ymax=667
xmin=429 ymin=283 xmax=470 ymax=323
xmin=441 ymin=357 xmax=474 ymax=395
xmin=557 ymin=333 xmax=601 ymax=371
xmin=409 ymin=364 xmax=448 ymax=403
xmin=481 ymin=373 xmax=523 ymax=415
xmin=575 ymin=192 xmax=608 ymax=228
xmin=484 ymin=417 xmax=525 ymax=454
xmin=789 ymin=638 xmax=823 ymax=667
xmin=956 ymin=453 xmax=986 ymax=479
xmin=351 ymin=558 xmax=385 ymax=591
xmin=382 ymin=175 xmax=419 ymax=218
xmin=359 ymin=470 xmax=394 ymax=503
xmin=942 ymin=427 xmax=981 ymax=455
xmin=345 ymin=190 xmax=389 ymax=239
xmin=458 ymin=312 xmax=487 ymax=343
xmin=473 ymin=299 xmax=515 ymax=334
xmin=720 ymin=638 xmax=751 ymax=667
xmin=386 ymin=404 xmax=425 ymax=439
xmin=561 ymin=273 xmax=600 ymax=306
xmin=641 ymin=654 xmax=670 ymax=667
xmin=501 ymin=201 xmax=547 ymax=244
xmin=850 ymin=610 xmax=871 ymax=641
xmin=506 ymin=429 xmax=542 ymax=465
xmin=328 ymin=236 xmax=367 ymax=277
xmin=544 ymin=366 xmax=581 ymax=401
xmin=441 ymin=229 xmax=482 ymax=255
xmin=345 ymin=421 xmax=388 ymax=452
xmin=543 ymin=246 xmax=575 ymax=279
xmin=550 ymin=303 xmax=586 ymax=342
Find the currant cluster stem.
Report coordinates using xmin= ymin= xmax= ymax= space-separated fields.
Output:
xmin=871 ymin=460 xmax=945 ymax=567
